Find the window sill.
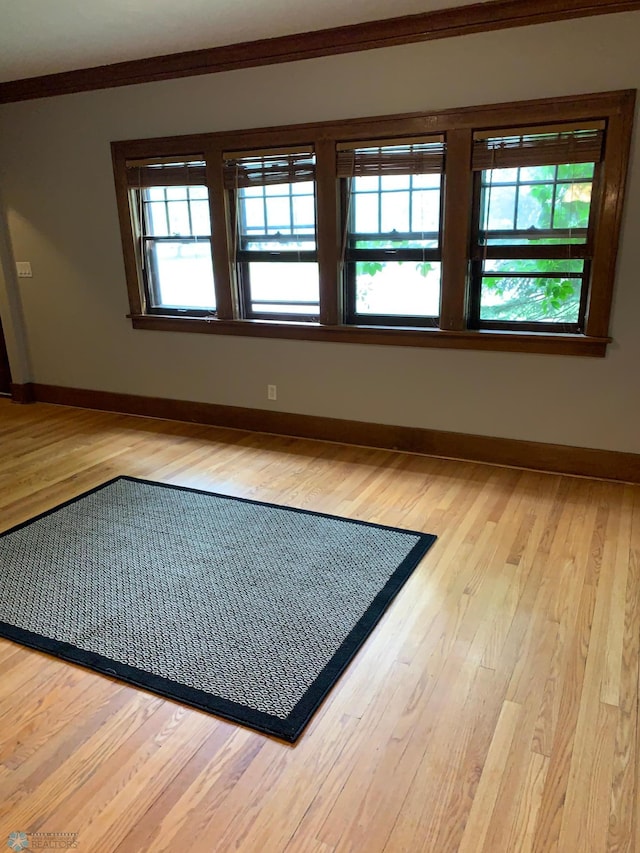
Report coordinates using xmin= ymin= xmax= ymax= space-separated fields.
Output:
xmin=129 ymin=314 xmax=610 ymax=357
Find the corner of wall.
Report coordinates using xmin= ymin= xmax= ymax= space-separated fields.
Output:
xmin=0 ymin=181 xmax=33 ymax=385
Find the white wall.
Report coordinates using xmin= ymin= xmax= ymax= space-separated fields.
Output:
xmin=0 ymin=12 xmax=639 ymax=451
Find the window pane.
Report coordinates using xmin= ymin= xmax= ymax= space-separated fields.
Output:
xmin=354 ymin=193 xmax=379 ymax=233
xmin=149 ymin=240 xmax=216 ymax=310
xmin=190 ymin=200 xmax=211 ymax=235
xmin=519 ymin=165 xmax=557 ymax=182
xmin=481 ymin=184 xmax=516 ymax=231
xmin=487 ymin=167 xmax=519 ymax=184
xmin=412 ymin=173 xmax=441 ymax=189
xmin=166 ymin=186 xmax=189 ymax=201
xmin=353 ymin=176 xmax=379 ymax=193
xmin=189 ymin=186 xmax=208 ymax=200
xmin=381 ymin=191 xmax=410 ymax=232
xmin=557 ymin=162 xmax=595 ymax=180
xmin=381 ymin=174 xmax=410 ymax=191
xmin=293 ymin=195 xmax=315 ymax=229
xmin=292 ymin=180 xmax=315 ymax=196
xmin=243 ymin=198 xmax=265 ymax=232
xmin=146 ymin=202 xmax=168 ymax=237
xmin=483 ymin=259 xmax=583 ymax=274
xmin=479 ymin=258 xmax=584 ymax=323
xmin=265 ymin=197 xmax=291 ymax=231
xmin=247 ymin=262 xmax=319 ymax=315
xmin=354 ymin=261 xmax=441 ymax=317
xmin=411 ymin=189 xmax=440 ymax=233
xmin=553 ymin=183 xmax=592 ymax=228
xmin=167 ymin=201 xmax=191 ymax=236
xmin=516 ymin=183 xmax=553 ymax=230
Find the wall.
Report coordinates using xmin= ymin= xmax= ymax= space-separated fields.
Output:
xmin=0 ymin=12 xmax=638 ymax=452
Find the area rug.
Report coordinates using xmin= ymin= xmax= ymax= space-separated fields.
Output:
xmin=0 ymin=476 xmax=436 ymax=741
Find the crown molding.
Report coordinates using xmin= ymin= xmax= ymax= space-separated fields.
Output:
xmin=0 ymin=0 xmax=639 ymax=104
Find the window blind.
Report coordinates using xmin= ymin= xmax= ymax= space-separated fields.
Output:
xmin=222 ymin=147 xmax=315 ymax=189
xmin=336 ymin=136 xmax=445 ymax=178
xmin=472 ymin=124 xmax=605 ymax=170
xmin=125 ymin=157 xmax=207 ymax=188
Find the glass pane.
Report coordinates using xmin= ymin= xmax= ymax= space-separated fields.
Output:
xmin=247 ymin=262 xmax=319 ymax=315
xmin=380 ymin=175 xmax=410 ymax=191
xmin=292 ymin=180 xmax=315 ymax=196
xmin=265 ymin=197 xmax=291 ymax=231
xmin=189 ymin=186 xmax=208 ymax=200
xmin=165 ymin=186 xmax=189 ymax=201
xmin=381 ymin=191 xmax=410 ymax=232
xmin=293 ymin=195 xmax=315 ymax=229
xmin=353 ymin=176 xmax=379 ymax=193
xmin=516 ymin=183 xmax=553 ymax=230
xmin=481 ymin=184 xmax=516 ymax=231
xmin=190 ymin=200 xmax=211 ymax=235
xmin=557 ymin=162 xmax=594 ymax=180
xmin=149 ymin=240 xmax=215 ymax=310
xmin=479 ymin=258 xmax=584 ymax=323
xmin=354 ymin=238 xmax=438 ymax=250
xmin=265 ymin=183 xmax=287 ymax=197
xmin=354 ymin=193 xmax=379 ymax=233
xmin=485 ymin=167 xmax=518 ymax=184
xmin=553 ymin=183 xmax=592 ymax=228
xmin=146 ymin=202 xmax=168 ymax=237
xmin=167 ymin=201 xmax=191 ymax=236
xmin=519 ymin=165 xmax=557 ymax=182
xmin=243 ymin=198 xmax=265 ymax=232
xmin=412 ymin=173 xmax=441 ymax=189
xmin=146 ymin=187 xmax=165 ymax=202
xmin=484 ymin=235 xmax=587 ymax=247
xmin=483 ymin=258 xmax=583 ymax=274
xmin=411 ymin=189 xmax=440 ymax=233
xmin=354 ymin=261 xmax=441 ymax=317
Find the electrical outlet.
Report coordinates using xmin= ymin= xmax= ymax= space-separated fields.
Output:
xmin=267 ymin=384 xmax=277 ymax=401
xmin=16 ymin=261 xmax=32 ymax=278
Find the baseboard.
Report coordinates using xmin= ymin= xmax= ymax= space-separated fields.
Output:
xmin=30 ymin=382 xmax=640 ymax=483
xmin=10 ymin=382 xmax=35 ymax=404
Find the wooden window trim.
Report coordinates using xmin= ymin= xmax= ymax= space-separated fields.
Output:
xmin=111 ymin=88 xmax=635 ymax=358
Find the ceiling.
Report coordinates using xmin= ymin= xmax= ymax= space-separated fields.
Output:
xmin=0 ymin=0 xmax=487 ymax=83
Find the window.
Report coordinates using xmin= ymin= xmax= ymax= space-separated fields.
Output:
xmin=337 ymin=137 xmax=444 ymax=326
xmin=112 ymin=89 xmax=635 ymax=356
xmin=125 ymin=157 xmax=215 ymax=315
xmin=223 ymin=147 xmax=319 ymax=320
xmin=469 ymin=124 xmax=603 ymax=332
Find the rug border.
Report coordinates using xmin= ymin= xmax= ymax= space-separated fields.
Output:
xmin=0 ymin=475 xmax=437 ymax=742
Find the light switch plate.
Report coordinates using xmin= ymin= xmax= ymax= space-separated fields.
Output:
xmin=16 ymin=261 xmax=32 ymax=278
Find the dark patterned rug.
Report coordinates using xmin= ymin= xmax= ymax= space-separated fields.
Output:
xmin=0 ymin=476 xmax=436 ymax=741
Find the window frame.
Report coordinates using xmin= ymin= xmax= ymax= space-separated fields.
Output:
xmin=111 ymin=89 xmax=635 ymax=357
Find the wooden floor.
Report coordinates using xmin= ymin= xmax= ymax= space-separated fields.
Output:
xmin=0 ymin=400 xmax=638 ymax=852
